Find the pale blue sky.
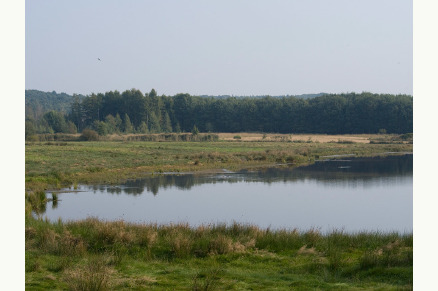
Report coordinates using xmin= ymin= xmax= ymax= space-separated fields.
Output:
xmin=25 ymin=0 xmax=412 ymax=96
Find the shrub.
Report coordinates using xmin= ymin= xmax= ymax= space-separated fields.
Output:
xmin=80 ymin=129 xmax=99 ymax=141
xmin=337 ymin=140 xmax=354 ymax=144
xmin=400 ymin=133 xmax=413 ymax=140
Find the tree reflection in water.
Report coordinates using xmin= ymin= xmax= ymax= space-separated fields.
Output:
xmin=84 ymin=154 xmax=412 ymax=196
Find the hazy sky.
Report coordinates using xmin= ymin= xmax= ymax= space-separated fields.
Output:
xmin=25 ymin=0 xmax=412 ymax=96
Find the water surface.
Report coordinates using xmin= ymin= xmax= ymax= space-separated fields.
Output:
xmin=43 ymin=155 xmax=412 ymax=233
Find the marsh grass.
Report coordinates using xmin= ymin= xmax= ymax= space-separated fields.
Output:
xmin=46 ymin=256 xmax=72 ymax=273
xmin=369 ymin=133 xmax=413 ymax=145
xmin=25 ymin=213 xmax=412 ymax=289
xmin=192 ymin=266 xmax=223 ymax=291
xmin=64 ymin=257 xmax=110 ymax=291
xmin=25 ymin=140 xmax=412 ymax=190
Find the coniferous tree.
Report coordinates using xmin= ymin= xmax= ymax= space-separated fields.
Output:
xmin=70 ymin=94 xmax=83 ymax=131
xmin=123 ymin=113 xmax=134 ymax=133
xmin=148 ymin=112 xmax=161 ymax=133
xmin=33 ymin=89 xmax=412 ymax=135
xmin=192 ymin=125 xmax=199 ymax=135
xmin=138 ymin=121 xmax=149 ymax=134
xmin=162 ymin=112 xmax=173 ymax=132
xmin=115 ymin=113 xmax=123 ymax=132
xmin=174 ymin=122 xmax=181 ymax=133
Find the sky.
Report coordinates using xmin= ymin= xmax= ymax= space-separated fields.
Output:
xmin=25 ymin=0 xmax=413 ymax=96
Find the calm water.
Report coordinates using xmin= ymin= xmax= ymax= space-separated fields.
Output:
xmin=42 ymin=155 xmax=412 ymax=233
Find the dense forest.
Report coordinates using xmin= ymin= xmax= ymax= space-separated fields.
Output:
xmin=25 ymin=90 xmax=86 ymax=120
xmin=25 ymin=89 xmax=412 ymax=138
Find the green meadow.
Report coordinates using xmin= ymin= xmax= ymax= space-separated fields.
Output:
xmin=25 ymin=134 xmax=412 ymax=189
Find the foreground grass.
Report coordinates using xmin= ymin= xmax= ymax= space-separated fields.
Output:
xmin=25 ymin=215 xmax=412 ymax=290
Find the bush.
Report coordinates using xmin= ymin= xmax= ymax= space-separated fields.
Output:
xmin=80 ymin=129 xmax=99 ymax=141
xmin=400 ymin=133 xmax=413 ymax=140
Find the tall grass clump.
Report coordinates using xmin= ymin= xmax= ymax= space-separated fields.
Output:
xmin=322 ymin=230 xmax=350 ymax=273
xmin=158 ymin=223 xmax=193 ymax=259
xmin=192 ymin=266 xmax=223 ymax=291
xmin=254 ymin=228 xmax=303 ymax=252
xmin=64 ymin=257 xmax=110 ymax=291
xmin=26 ymin=220 xmax=86 ymax=257
xmin=69 ymin=219 xmax=136 ymax=255
xmin=358 ymin=238 xmax=413 ymax=270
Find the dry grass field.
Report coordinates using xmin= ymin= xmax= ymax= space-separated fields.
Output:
xmin=33 ymin=132 xmax=411 ymax=145
xmin=218 ymin=133 xmax=375 ymax=143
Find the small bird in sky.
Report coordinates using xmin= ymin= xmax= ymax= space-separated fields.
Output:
xmin=97 ymin=58 xmax=101 ymax=61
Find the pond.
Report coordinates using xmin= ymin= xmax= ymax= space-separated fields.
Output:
xmin=42 ymin=154 xmax=412 ymax=233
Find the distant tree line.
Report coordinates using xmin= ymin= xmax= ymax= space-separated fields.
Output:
xmin=25 ymin=89 xmax=413 ymax=138
xmin=25 ymin=90 xmax=86 ymax=120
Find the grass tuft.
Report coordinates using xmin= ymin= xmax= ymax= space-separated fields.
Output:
xmin=64 ymin=257 xmax=110 ymax=291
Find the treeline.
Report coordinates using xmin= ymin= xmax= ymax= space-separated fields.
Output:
xmin=198 ymin=93 xmax=326 ymax=99
xmin=25 ymin=89 xmax=412 ymax=138
xmin=25 ymin=90 xmax=86 ymax=120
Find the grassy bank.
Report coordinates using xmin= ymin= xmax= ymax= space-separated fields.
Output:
xmin=26 ymin=216 xmax=412 ymax=290
xmin=25 ymin=134 xmax=412 ymax=191
xmin=25 ymin=134 xmax=413 ymax=289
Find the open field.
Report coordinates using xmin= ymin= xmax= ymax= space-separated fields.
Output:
xmin=25 ymin=134 xmax=413 ymax=289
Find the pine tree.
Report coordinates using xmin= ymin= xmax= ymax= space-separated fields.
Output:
xmin=174 ymin=122 xmax=181 ymax=133
xmin=191 ymin=125 xmax=199 ymax=135
xmin=138 ymin=121 xmax=149 ymax=134
xmin=162 ymin=112 xmax=173 ymax=132
xmin=123 ymin=113 xmax=134 ymax=133
xmin=148 ymin=112 xmax=161 ymax=133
